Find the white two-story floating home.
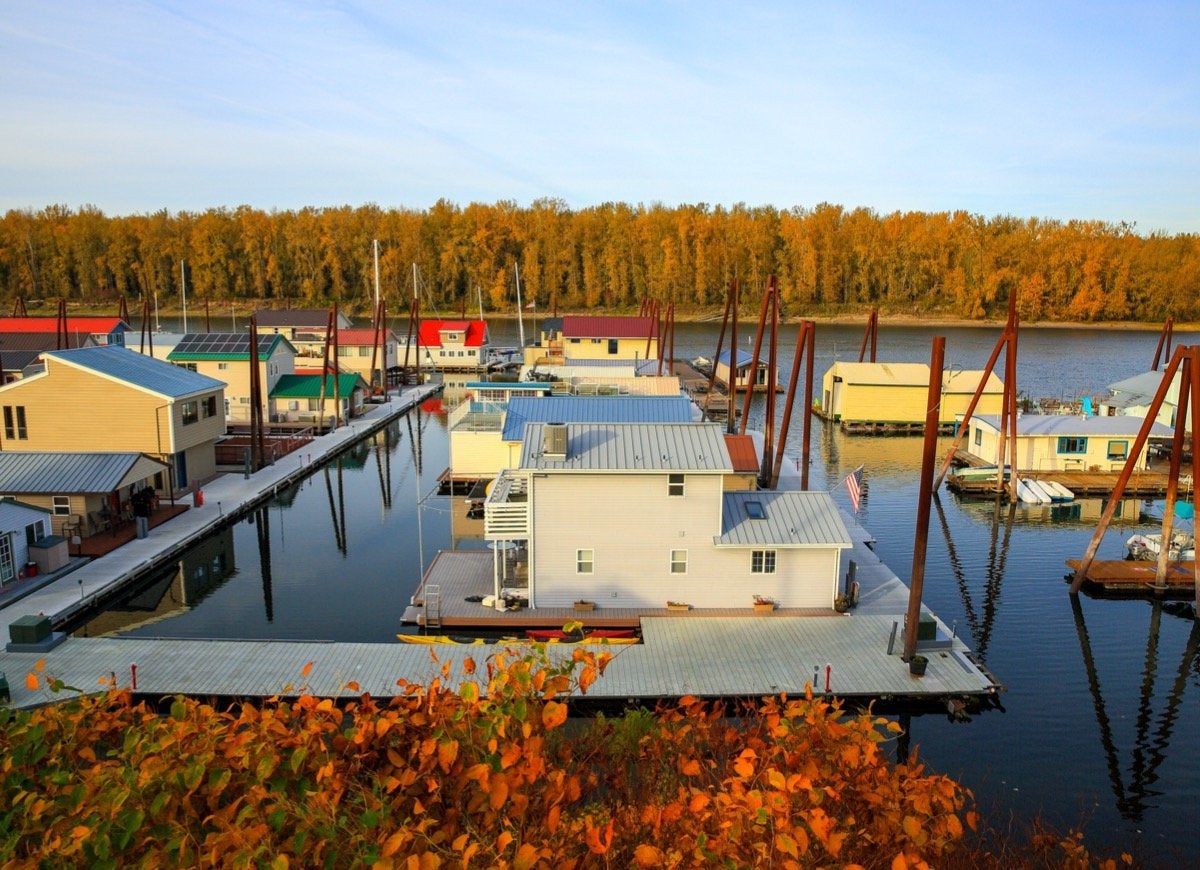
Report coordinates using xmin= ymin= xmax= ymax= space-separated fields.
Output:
xmin=483 ymin=422 xmax=853 ymax=610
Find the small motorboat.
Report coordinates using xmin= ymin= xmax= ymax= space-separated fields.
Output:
xmin=1125 ymin=531 xmax=1196 ymax=561
xmin=1038 ymin=479 xmax=1076 ymax=502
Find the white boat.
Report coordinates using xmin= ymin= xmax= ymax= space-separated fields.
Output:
xmin=1126 ymin=531 xmax=1196 ymax=561
xmin=1039 ymin=480 xmax=1075 ymax=502
xmin=1016 ymin=477 xmax=1052 ymax=504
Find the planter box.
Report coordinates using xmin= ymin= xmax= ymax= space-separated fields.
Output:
xmin=667 ymin=603 xmax=691 ymax=612
xmin=753 ymin=602 xmax=775 ymax=613
xmin=573 ymin=601 xmax=595 ymax=612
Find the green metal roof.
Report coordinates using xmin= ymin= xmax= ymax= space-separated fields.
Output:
xmin=269 ymin=373 xmax=364 ymax=399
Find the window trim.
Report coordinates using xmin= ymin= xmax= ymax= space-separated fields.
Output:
xmin=1106 ymin=439 xmax=1129 ymax=461
xmin=52 ymin=495 xmax=71 ymax=516
xmin=668 ymin=473 xmax=685 ymax=497
xmin=576 ymin=548 xmax=594 ymax=574
xmin=751 ymin=549 xmax=777 ymax=574
xmin=670 ymin=549 xmax=688 ymax=575
xmin=180 ymin=400 xmax=199 ymax=425
xmin=1057 ymin=436 xmax=1088 ymax=455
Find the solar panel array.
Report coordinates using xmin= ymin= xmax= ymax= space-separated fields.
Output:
xmin=173 ymin=334 xmax=275 ymax=355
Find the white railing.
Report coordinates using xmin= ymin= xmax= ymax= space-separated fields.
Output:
xmin=484 ymin=471 xmax=530 ymax=539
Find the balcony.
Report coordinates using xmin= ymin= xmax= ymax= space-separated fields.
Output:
xmin=484 ymin=470 xmax=530 ymax=540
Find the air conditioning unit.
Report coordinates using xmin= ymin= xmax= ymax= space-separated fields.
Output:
xmin=544 ymin=422 xmax=568 ymax=459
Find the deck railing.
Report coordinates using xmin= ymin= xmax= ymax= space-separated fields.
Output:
xmin=484 ymin=471 xmax=530 ymax=539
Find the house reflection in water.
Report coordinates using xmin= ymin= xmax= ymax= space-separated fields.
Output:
xmin=73 ymin=526 xmax=236 ymax=637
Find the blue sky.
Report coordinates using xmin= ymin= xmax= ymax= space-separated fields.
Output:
xmin=2 ymin=1 xmax=1197 ymax=233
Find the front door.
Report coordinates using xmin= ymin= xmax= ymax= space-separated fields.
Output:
xmin=0 ymin=532 xmax=15 ymax=586
xmin=175 ymin=451 xmax=188 ymax=490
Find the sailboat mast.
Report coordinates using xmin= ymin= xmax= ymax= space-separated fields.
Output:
xmin=180 ymin=259 xmax=188 ymax=333
xmin=373 ymin=240 xmax=380 ymax=308
xmin=514 ymin=262 xmax=525 ymax=348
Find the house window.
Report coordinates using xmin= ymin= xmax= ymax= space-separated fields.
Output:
xmin=337 ymin=346 xmax=351 ymax=356
xmin=1107 ymin=440 xmax=1129 ymax=460
xmin=52 ymin=495 xmax=70 ymax=516
xmin=181 ymin=401 xmax=199 ymax=425
xmin=202 ymin=396 xmax=218 ymax=418
xmin=289 ymin=400 xmax=300 ymax=411
xmin=576 ymin=548 xmax=594 ymax=574
xmin=359 ymin=347 xmax=371 ymax=357
xmin=670 ymin=549 xmax=688 ymax=574
xmin=751 ymin=550 xmax=776 ymax=574
xmin=973 ymin=427 xmax=982 ymax=447
xmin=25 ymin=521 xmax=45 ymax=548
xmin=668 ymin=473 xmax=685 ymax=497
xmin=175 ymin=362 xmax=198 ymax=372
xmin=3 ymin=405 xmax=27 ymax=440
xmin=569 ymin=338 xmax=581 ymax=344
xmin=218 ymin=362 xmax=229 ymax=370
xmin=608 ymin=339 xmax=619 ymax=354
xmin=1057 ymin=436 xmax=1087 ymax=455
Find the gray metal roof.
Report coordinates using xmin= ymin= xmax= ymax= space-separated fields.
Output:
xmin=502 ymin=395 xmax=694 ymax=441
xmin=43 ymin=346 xmax=224 ymax=398
xmin=716 ymin=491 xmax=852 ymax=549
xmin=972 ymin=413 xmax=1173 ymax=438
xmin=520 ymin=422 xmax=733 ymax=471
xmin=0 ymin=452 xmax=168 ymax=494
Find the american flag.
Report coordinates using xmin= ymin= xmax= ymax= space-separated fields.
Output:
xmin=845 ymin=465 xmax=864 ymax=513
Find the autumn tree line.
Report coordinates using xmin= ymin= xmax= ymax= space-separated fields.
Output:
xmin=1 ymin=200 xmax=1197 ymax=323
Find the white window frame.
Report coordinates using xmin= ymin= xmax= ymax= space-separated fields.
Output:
xmin=670 ymin=549 xmax=688 ymax=574
xmin=576 ymin=548 xmax=594 ymax=574
xmin=52 ymin=495 xmax=71 ymax=516
xmin=751 ymin=550 xmax=777 ymax=574
xmin=668 ymin=473 xmax=685 ymax=497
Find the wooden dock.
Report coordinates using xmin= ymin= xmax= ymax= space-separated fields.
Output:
xmin=950 ymin=470 xmax=1173 ymax=499
xmin=1065 ymin=559 xmax=1197 ymax=595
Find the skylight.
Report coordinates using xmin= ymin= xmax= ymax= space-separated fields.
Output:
xmin=745 ymin=501 xmax=765 ymax=520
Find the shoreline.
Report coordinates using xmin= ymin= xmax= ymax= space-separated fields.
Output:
xmin=45 ymin=302 xmax=1195 ymax=332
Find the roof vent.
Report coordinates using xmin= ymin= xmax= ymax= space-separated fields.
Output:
xmin=544 ymin=423 xmax=568 ymax=459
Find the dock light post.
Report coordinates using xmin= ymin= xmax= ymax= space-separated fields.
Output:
xmin=78 ymin=578 xmax=83 ymax=601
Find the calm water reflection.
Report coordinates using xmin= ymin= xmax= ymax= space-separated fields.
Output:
xmin=79 ymin=321 xmax=1199 ymax=862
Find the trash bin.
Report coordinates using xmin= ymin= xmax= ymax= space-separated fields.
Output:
xmin=194 ymin=489 xmax=204 ymax=507
xmin=24 ymin=561 xmax=37 ymax=578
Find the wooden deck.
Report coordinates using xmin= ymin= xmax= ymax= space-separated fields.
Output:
xmin=1065 ymin=559 xmax=1197 ymax=595
xmin=950 ymin=470 xmax=1173 ymax=499
xmin=74 ymin=504 xmax=191 ymax=558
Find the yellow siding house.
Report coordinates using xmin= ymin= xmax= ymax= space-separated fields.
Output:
xmin=966 ymin=413 xmax=1173 ymax=472
xmin=820 ymin=362 xmax=1004 ymax=430
xmin=0 ymin=346 xmax=226 ymax=493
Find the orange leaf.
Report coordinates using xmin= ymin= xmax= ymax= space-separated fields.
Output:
xmin=541 ymin=700 xmax=568 ymax=730
xmin=25 ymin=672 xmax=39 ymax=691
xmin=496 ymin=831 xmax=513 ymax=853
xmin=489 ymin=777 xmax=509 ymax=810
xmin=514 ymin=843 xmax=539 ymax=870
xmin=462 ymin=657 xmax=476 ymax=675
xmin=381 ymin=830 xmax=407 ymax=858
xmin=901 ymin=815 xmax=922 ymax=841
xmin=633 ymin=844 xmax=662 ymax=866
xmin=680 ymin=759 xmax=701 ymax=777
xmin=891 ymin=854 xmax=909 ymax=870
xmin=775 ymin=832 xmax=799 ymax=858
xmin=688 ymin=793 xmax=709 ymax=813
xmin=301 ymin=660 xmax=314 ymax=679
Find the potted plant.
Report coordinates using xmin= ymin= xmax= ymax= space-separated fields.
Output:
xmin=908 ymin=654 xmax=929 ymax=677
xmin=573 ymin=599 xmax=595 ymax=612
xmin=834 ymin=594 xmax=850 ymax=613
xmin=666 ymin=601 xmax=691 ymax=612
xmin=752 ymin=594 xmax=775 ymax=613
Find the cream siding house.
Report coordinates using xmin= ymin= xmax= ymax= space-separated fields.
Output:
xmin=269 ymin=373 xmax=368 ymax=425
xmin=714 ymin=350 xmax=777 ymax=391
xmin=0 ymin=498 xmax=53 ymax=588
xmin=167 ymin=333 xmax=296 ymax=423
xmin=820 ymin=362 xmax=1004 ymax=428
xmin=525 ymin=315 xmax=659 ymax=366
xmin=1098 ymin=370 xmax=1183 ymax=429
xmin=0 ymin=346 xmax=225 ymax=493
xmin=254 ymin=309 xmax=352 ymax=341
xmin=484 ymin=422 xmax=851 ymax=610
xmin=966 ymin=414 xmax=1173 ymax=472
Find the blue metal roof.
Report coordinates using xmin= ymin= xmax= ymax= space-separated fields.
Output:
xmin=45 ymin=346 xmax=224 ymax=398
xmin=502 ymin=395 xmax=694 ymax=441
xmin=715 ymin=349 xmax=758 ymax=368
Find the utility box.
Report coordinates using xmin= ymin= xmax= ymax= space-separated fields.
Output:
xmin=917 ymin=614 xmax=937 ymax=641
xmin=10 ymin=615 xmax=52 ymax=645
xmin=29 ymin=535 xmax=69 ymax=574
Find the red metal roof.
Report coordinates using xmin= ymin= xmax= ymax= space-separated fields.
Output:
xmin=724 ymin=434 xmax=760 ymax=473
xmin=0 ymin=316 xmax=126 ymax=333
xmin=561 ymin=315 xmax=656 ymax=339
xmin=417 ymin=320 xmax=487 ymax=348
xmin=335 ymin=328 xmax=392 ymax=345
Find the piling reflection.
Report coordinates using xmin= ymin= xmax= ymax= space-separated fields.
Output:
xmin=72 ymin=526 xmax=237 ymax=637
xmin=255 ymin=504 xmax=273 ymax=622
xmin=937 ymin=493 xmax=1015 ymax=660
xmin=1071 ymin=594 xmax=1200 ymax=822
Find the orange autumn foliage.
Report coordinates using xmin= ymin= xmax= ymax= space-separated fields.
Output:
xmin=2 ymin=650 xmax=1117 ymax=868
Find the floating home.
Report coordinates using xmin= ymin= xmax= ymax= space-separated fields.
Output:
xmin=446 ymin=394 xmax=696 ymax=484
xmin=166 ymin=333 xmax=297 ymax=423
xmin=818 ymin=362 xmax=1003 ymax=433
xmin=1099 ymin=369 xmax=1184 ymax=429
xmin=254 ymin=308 xmax=353 ymax=341
xmin=524 ymin=315 xmax=659 ymax=367
xmin=713 ymin=349 xmax=780 ymax=392
xmin=963 ymin=413 xmax=1173 ymax=473
xmin=477 ymin=421 xmax=853 ymax=611
xmin=0 ymin=316 xmax=130 ymax=347
xmin=398 ymin=320 xmax=490 ymax=371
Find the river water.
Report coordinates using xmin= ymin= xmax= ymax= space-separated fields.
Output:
xmin=79 ymin=319 xmax=1199 ymax=864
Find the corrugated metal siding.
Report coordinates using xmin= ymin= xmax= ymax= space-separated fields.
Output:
xmin=717 ymin=491 xmax=852 ymax=548
xmin=502 ymin=396 xmax=693 ymax=441
xmin=520 ymin=423 xmax=732 ymax=471
xmin=0 ymin=452 xmax=142 ymax=493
